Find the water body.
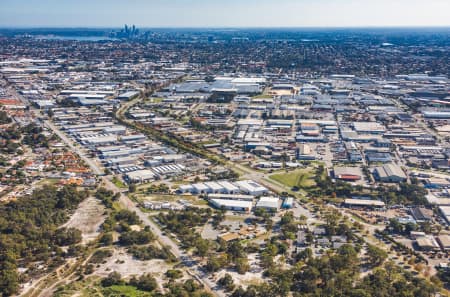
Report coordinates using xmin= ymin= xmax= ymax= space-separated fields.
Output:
xmin=35 ymin=35 xmax=117 ymax=41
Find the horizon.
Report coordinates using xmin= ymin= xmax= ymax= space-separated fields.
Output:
xmin=1 ymin=25 xmax=450 ymax=30
xmin=1 ymin=0 xmax=449 ymax=28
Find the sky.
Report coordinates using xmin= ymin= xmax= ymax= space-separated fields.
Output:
xmin=0 ymin=0 xmax=449 ymax=28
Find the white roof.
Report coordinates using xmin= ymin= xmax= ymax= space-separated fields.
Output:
xmin=344 ymin=199 xmax=385 ymax=207
xmin=237 ymin=119 xmax=264 ymax=126
xmin=256 ymin=196 xmax=279 ymax=209
xmin=426 ymin=193 xmax=450 ymax=206
xmin=192 ymin=183 xmax=209 ymax=191
xmin=208 ymin=193 xmax=254 ymax=201
xmin=235 ymin=180 xmax=268 ymax=194
xmin=231 ymin=77 xmax=266 ymax=84
xmin=376 ymin=163 xmax=407 ymax=179
xmin=353 ymin=121 xmax=385 ymax=132
xmin=179 ymin=184 xmax=193 ymax=191
xmin=216 ymin=181 xmax=239 ymax=191
xmin=440 ymin=206 xmax=450 ymax=216
xmin=204 ymin=181 xmax=224 ymax=191
xmin=126 ymin=169 xmax=155 ymax=180
xmin=210 ymin=199 xmax=252 ymax=209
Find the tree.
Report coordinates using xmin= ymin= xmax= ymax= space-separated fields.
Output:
xmin=235 ymin=257 xmax=250 ymax=274
xmin=99 ymin=233 xmax=113 ymax=246
xmin=129 ymin=183 xmax=137 ymax=193
xmin=101 ymin=271 xmax=123 ymax=287
xmin=227 ymin=241 xmax=246 ymax=260
xmin=366 ymin=244 xmax=388 ymax=267
xmin=324 ymin=209 xmax=341 ymax=235
xmin=0 ymin=252 xmax=19 ymax=296
xmin=47 ymin=109 xmax=54 ymax=118
xmin=194 ymin=237 xmax=210 ymax=257
xmin=118 ymin=229 xmax=154 ymax=246
xmin=54 ymin=227 xmax=82 ymax=246
xmin=206 ymin=256 xmax=224 ymax=272
xmin=166 ymin=269 xmax=183 ymax=279
xmin=135 ymin=274 xmax=157 ymax=292
xmin=219 ymin=273 xmax=235 ymax=292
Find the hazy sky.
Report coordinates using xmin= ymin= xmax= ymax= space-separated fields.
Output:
xmin=0 ymin=0 xmax=449 ymax=28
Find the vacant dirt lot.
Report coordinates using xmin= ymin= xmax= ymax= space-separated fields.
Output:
xmin=63 ymin=196 xmax=106 ymax=244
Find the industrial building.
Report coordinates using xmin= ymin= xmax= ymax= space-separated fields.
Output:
xmin=374 ymin=164 xmax=407 ymax=183
xmin=439 ymin=206 xmax=450 ymax=225
xmin=124 ymin=169 xmax=156 ymax=183
xmin=255 ymin=196 xmax=280 ymax=211
xmin=333 ymin=167 xmax=363 ymax=181
xmin=209 ymin=199 xmax=252 ymax=213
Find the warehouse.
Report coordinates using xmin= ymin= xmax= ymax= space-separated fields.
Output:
xmin=422 ymin=111 xmax=450 ymax=119
xmin=333 ymin=166 xmax=362 ymax=181
xmin=374 ymin=163 xmax=407 ymax=183
xmin=101 ymin=148 xmax=143 ymax=159
xmin=81 ymin=135 xmax=118 ymax=147
xmin=208 ymin=193 xmax=254 ymax=201
xmin=255 ymin=196 xmax=280 ymax=211
xmin=415 ymin=236 xmax=440 ymax=251
xmin=439 ymin=206 xmax=450 ymax=225
xmin=204 ymin=181 xmax=225 ymax=194
xmin=344 ymin=199 xmax=385 ymax=209
xmin=410 ymin=207 xmax=433 ymax=222
xmin=118 ymin=91 xmax=139 ymax=100
xmin=282 ymin=197 xmax=294 ymax=209
xmin=425 ymin=178 xmax=450 ymax=189
xmin=216 ymin=181 xmax=240 ymax=194
xmin=210 ymin=199 xmax=252 ymax=213
xmin=125 ymin=169 xmax=156 ymax=183
xmin=296 ymin=144 xmax=316 ymax=160
xmin=365 ymin=152 xmax=392 ymax=163
xmin=121 ymin=134 xmax=147 ymax=143
xmin=106 ymin=156 xmax=138 ymax=167
xmin=192 ymin=183 xmax=211 ymax=194
xmin=103 ymin=126 xmax=127 ymax=135
xmin=436 ymin=235 xmax=450 ymax=251
xmin=235 ymin=180 xmax=269 ymax=196
xmin=178 ymin=184 xmax=194 ymax=193
xmin=151 ymin=164 xmax=185 ymax=176
xmin=353 ymin=122 xmax=386 ymax=134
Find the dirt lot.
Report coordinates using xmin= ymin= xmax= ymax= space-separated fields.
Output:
xmin=92 ymin=247 xmax=179 ymax=290
xmin=349 ymin=208 xmax=408 ymax=225
xmin=214 ymin=253 xmax=265 ymax=289
xmin=62 ymin=196 xmax=106 ymax=244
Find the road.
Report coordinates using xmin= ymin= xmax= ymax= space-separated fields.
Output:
xmin=100 ymin=177 xmax=225 ymax=296
xmin=44 ymin=120 xmax=104 ymax=175
xmin=37 ymin=98 xmax=223 ymax=296
xmin=8 ymin=83 xmax=223 ymax=296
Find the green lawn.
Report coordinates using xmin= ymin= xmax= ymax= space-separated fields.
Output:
xmin=251 ymin=94 xmax=273 ymax=99
xmin=269 ymin=168 xmax=316 ymax=189
xmin=148 ymin=97 xmax=164 ymax=103
xmin=102 ymin=285 xmax=152 ymax=297
xmin=112 ymin=176 xmax=127 ymax=189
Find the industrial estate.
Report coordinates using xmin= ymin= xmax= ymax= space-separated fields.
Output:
xmin=0 ymin=26 xmax=449 ymax=297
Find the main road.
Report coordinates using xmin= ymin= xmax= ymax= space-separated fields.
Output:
xmin=9 ymin=83 xmax=223 ymax=296
xmin=43 ymin=103 xmax=223 ymax=297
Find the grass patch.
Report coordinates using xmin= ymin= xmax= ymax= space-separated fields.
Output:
xmin=112 ymin=176 xmax=127 ymax=189
xmin=269 ymin=168 xmax=316 ymax=189
xmin=36 ymin=178 xmax=60 ymax=186
xmin=148 ymin=97 xmax=164 ymax=103
xmin=102 ymin=285 xmax=152 ymax=297
xmin=251 ymin=94 xmax=273 ymax=99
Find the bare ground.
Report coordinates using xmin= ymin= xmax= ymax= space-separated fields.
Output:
xmin=62 ymin=196 xmax=106 ymax=244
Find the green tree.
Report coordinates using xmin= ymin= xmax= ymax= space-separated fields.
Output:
xmin=366 ymin=244 xmax=388 ymax=267
xmin=101 ymin=271 xmax=124 ymax=287
xmin=235 ymin=257 xmax=250 ymax=274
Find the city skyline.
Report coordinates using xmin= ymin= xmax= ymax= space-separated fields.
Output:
xmin=1 ymin=0 xmax=450 ymax=28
